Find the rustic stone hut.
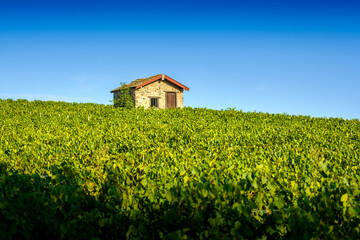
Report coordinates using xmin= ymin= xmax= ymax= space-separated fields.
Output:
xmin=110 ymin=74 xmax=189 ymax=109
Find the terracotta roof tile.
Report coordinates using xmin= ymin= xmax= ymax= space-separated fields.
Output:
xmin=111 ymin=74 xmax=189 ymax=92
xmin=110 ymin=74 xmax=162 ymax=92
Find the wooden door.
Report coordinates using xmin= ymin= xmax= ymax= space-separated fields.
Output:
xmin=165 ymin=92 xmax=177 ymax=108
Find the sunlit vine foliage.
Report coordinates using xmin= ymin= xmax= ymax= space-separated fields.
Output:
xmin=0 ymin=98 xmax=359 ymax=239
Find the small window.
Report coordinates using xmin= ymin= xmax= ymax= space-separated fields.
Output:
xmin=150 ymin=97 xmax=159 ymax=108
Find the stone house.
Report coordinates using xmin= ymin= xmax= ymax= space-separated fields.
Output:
xmin=110 ymin=74 xmax=189 ymax=109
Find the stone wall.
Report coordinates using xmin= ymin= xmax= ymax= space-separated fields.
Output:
xmin=134 ymin=80 xmax=184 ymax=109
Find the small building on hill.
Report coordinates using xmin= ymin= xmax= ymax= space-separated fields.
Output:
xmin=110 ymin=74 xmax=189 ymax=109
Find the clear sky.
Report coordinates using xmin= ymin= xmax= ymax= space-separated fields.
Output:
xmin=1 ymin=0 xmax=359 ymax=119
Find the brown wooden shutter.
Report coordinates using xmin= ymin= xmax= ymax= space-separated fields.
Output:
xmin=166 ymin=92 xmax=176 ymax=108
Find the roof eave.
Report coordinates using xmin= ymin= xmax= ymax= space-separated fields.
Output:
xmin=164 ymin=75 xmax=190 ymax=91
xmin=135 ymin=75 xmax=190 ymax=91
xmin=110 ymin=86 xmax=134 ymax=93
xmin=135 ymin=75 xmax=162 ymax=90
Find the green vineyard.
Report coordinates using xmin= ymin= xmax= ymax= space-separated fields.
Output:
xmin=1 ymin=99 xmax=359 ymax=239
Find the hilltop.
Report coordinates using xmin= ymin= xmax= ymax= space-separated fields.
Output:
xmin=1 ymin=99 xmax=359 ymax=239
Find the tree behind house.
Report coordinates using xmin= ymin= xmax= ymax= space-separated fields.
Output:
xmin=113 ymin=82 xmax=135 ymax=109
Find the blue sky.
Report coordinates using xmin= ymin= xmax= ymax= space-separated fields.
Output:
xmin=1 ymin=0 xmax=359 ymax=119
